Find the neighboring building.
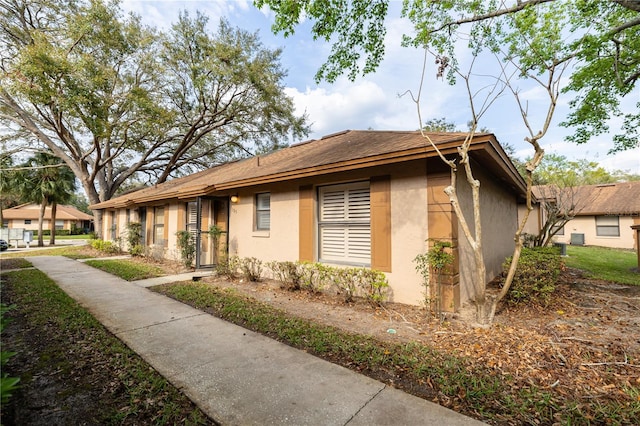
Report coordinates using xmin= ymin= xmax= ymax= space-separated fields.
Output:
xmin=91 ymin=130 xmax=527 ymax=311
xmin=2 ymin=203 xmax=93 ymax=232
xmin=520 ymin=182 xmax=640 ymax=250
xmin=551 ymin=182 xmax=640 ymax=250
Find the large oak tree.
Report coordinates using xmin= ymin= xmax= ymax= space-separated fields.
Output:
xmin=1 ymin=0 xmax=308 ymax=233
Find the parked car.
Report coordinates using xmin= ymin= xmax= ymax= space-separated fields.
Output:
xmin=0 ymin=239 xmax=8 ymax=251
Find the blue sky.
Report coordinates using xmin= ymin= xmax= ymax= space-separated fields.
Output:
xmin=121 ymin=0 xmax=640 ymax=174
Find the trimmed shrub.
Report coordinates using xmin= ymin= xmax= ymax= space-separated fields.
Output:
xmin=503 ymin=247 xmax=562 ymax=306
xmin=33 ymin=229 xmax=71 ymax=236
xmin=90 ymin=239 xmax=121 ymax=254
xmin=216 ymin=255 xmax=240 ymax=280
xmin=268 ymin=261 xmax=303 ymax=290
xmin=240 ymin=257 xmax=263 ymax=282
xmin=129 ymin=244 xmax=145 ymax=257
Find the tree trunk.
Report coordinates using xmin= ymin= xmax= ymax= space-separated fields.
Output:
xmin=50 ymin=202 xmax=57 ymax=246
xmin=92 ymin=209 xmax=103 ymax=239
xmin=37 ymin=201 xmax=46 ymax=247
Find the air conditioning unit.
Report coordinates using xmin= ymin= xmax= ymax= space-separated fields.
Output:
xmin=570 ymin=233 xmax=585 ymax=246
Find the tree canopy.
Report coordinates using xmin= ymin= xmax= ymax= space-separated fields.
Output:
xmin=1 ymin=0 xmax=309 ymax=232
xmin=531 ymin=153 xmax=640 ymax=185
xmin=256 ymin=0 xmax=639 ymax=153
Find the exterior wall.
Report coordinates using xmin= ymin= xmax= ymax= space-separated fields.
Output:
xmin=518 ymin=204 xmax=542 ymax=237
xmin=228 ymin=162 xmax=429 ymax=306
xmin=456 ymin=165 xmax=518 ymax=305
xmin=6 ymin=218 xmax=51 ymax=231
xmin=553 ymin=215 xmax=636 ymax=249
xmin=97 ymin=160 xmax=521 ymax=309
xmin=5 ymin=218 xmax=82 ymax=231
xmin=229 ymin=182 xmax=300 ymax=263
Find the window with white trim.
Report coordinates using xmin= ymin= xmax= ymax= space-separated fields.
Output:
xmin=255 ymin=193 xmax=271 ymax=230
xmin=596 ymin=215 xmax=619 ymax=237
xmin=318 ymin=181 xmax=370 ymax=265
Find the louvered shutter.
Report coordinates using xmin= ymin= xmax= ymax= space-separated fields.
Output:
xmin=187 ymin=202 xmax=198 ymax=237
xmin=319 ymin=182 xmax=370 ymax=265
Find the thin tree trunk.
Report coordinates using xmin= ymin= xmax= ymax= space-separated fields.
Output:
xmin=50 ymin=202 xmax=57 ymax=246
xmin=37 ymin=201 xmax=46 ymax=247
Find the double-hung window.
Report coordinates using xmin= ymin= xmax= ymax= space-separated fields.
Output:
xmin=154 ymin=206 xmax=165 ymax=245
xmin=255 ymin=193 xmax=271 ymax=231
xmin=595 ymin=215 xmax=619 ymax=237
xmin=318 ymin=181 xmax=370 ymax=265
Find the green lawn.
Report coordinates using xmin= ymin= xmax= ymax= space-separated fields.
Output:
xmin=83 ymin=259 xmax=165 ymax=281
xmin=0 ymin=245 xmax=92 ymax=259
xmin=565 ymin=245 xmax=639 ymax=285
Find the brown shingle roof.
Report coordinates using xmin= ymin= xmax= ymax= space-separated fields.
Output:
xmin=91 ymin=130 xmax=526 ymax=209
xmin=573 ymin=181 xmax=640 ymax=215
xmin=2 ymin=203 xmax=93 ymax=220
xmin=532 ymin=181 xmax=640 ymax=215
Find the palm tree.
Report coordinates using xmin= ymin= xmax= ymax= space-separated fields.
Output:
xmin=15 ymin=152 xmax=76 ymax=246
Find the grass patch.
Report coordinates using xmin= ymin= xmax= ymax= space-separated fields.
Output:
xmin=0 ymin=245 xmax=92 ymax=259
xmin=1 ymin=269 xmax=210 ymax=424
xmin=84 ymin=259 xmax=165 ymax=281
xmin=154 ymin=281 xmax=640 ymax=425
xmin=565 ymin=246 xmax=639 ymax=285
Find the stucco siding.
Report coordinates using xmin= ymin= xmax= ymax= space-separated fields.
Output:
xmin=456 ymin=165 xmax=518 ymax=305
xmin=228 ymin=164 xmax=429 ymax=305
xmin=386 ymin=165 xmax=429 ymax=305
xmin=228 ymin=183 xmax=300 ymax=263
xmin=518 ymin=204 xmax=541 ymax=237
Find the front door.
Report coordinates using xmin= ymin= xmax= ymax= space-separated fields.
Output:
xmin=190 ymin=197 xmax=229 ymax=268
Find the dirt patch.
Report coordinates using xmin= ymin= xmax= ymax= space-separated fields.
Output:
xmin=204 ymin=268 xmax=640 ymax=406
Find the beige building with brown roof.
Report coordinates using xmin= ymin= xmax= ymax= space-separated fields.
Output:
xmin=91 ymin=130 xmax=527 ymax=311
xmin=551 ymin=181 xmax=640 ymax=250
xmin=2 ymin=203 xmax=93 ymax=232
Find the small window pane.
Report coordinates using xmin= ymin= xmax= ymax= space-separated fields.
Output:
xmin=256 ymin=193 xmax=270 ymax=230
xmin=155 ymin=207 xmax=165 ymax=225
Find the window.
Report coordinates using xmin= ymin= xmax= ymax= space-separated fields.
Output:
xmin=55 ymin=220 xmax=64 ymax=230
xmin=154 ymin=207 xmax=165 ymax=244
xmin=110 ymin=211 xmax=117 ymax=240
xmin=551 ymin=223 xmax=564 ymax=236
xmin=318 ymin=181 xmax=370 ymax=265
xmin=24 ymin=219 xmax=31 ymax=225
xmin=255 ymin=193 xmax=270 ymax=231
xmin=596 ymin=215 xmax=619 ymax=237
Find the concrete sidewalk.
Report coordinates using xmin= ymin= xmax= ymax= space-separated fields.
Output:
xmin=27 ymin=256 xmax=485 ymax=425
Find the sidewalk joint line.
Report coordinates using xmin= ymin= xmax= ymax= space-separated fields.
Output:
xmin=343 ymin=385 xmax=386 ymax=425
xmin=116 ymin=313 xmax=208 ymax=334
